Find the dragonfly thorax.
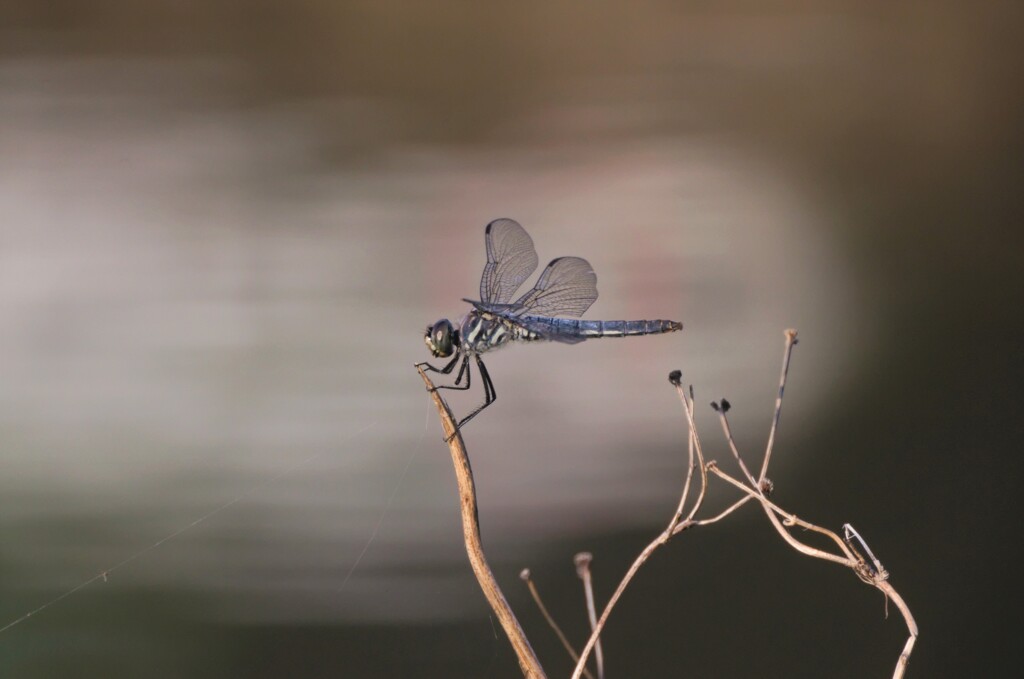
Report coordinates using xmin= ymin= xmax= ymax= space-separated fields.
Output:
xmin=460 ymin=310 xmax=540 ymax=355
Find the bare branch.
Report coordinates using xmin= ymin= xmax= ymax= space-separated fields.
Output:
xmin=701 ymin=330 xmax=916 ymax=675
xmin=572 ymin=374 xmax=711 ymax=679
xmin=707 ymin=463 xmax=855 ymax=567
xmin=570 ymin=533 xmax=668 ymax=679
xmin=712 ymin=401 xmax=758 ymax=488
xmin=667 ymin=376 xmax=697 ymax=533
xmin=674 ymin=495 xmax=753 ymax=535
xmin=878 ymin=580 xmax=919 ymax=679
xmin=520 ymin=569 xmax=596 ymax=679
xmin=416 ymin=365 xmax=546 ymax=679
xmin=710 ymin=465 xmax=918 ymax=676
xmin=670 ymin=378 xmax=709 ymax=523
xmin=759 ymin=329 xmax=798 ymax=484
xmin=574 ymin=553 xmax=604 ymax=679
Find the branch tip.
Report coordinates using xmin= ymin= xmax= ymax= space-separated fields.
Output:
xmin=574 ymin=552 xmax=594 ymax=576
xmin=574 ymin=552 xmax=603 ymax=679
xmin=519 ymin=568 xmax=531 ymax=582
xmin=668 ymin=369 xmax=683 ymax=386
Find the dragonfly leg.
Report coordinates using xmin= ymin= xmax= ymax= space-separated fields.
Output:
xmin=432 ymin=355 xmax=472 ymax=393
xmin=453 ymin=356 xmax=469 ymax=386
xmin=477 ymin=355 xmax=496 ymax=403
xmin=416 ymin=354 xmax=461 ymax=376
xmin=447 ymin=355 xmax=496 ymax=440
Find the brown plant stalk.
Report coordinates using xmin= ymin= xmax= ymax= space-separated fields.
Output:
xmin=415 ymin=365 xmax=546 ymax=679
xmin=570 ymin=330 xmax=917 ymax=679
xmin=570 ymin=373 xmax=710 ymax=679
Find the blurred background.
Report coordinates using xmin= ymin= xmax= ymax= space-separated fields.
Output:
xmin=1 ymin=2 xmax=1020 ymax=677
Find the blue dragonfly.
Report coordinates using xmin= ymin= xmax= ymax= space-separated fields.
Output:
xmin=419 ymin=219 xmax=682 ymax=435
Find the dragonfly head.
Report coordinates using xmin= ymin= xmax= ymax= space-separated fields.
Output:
xmin=424 ymin=319 xmax=458 ymax=358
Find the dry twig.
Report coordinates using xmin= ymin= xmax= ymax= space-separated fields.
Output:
xmin=574 ymin=553 xmax=604 ymax=679
xmin=570 ymin=372 xmax=710 ymax=679
xmin=570 ymin=330 xmax=918 ymax=679
xmin=415 ymin=365 xmax=546 ymax=679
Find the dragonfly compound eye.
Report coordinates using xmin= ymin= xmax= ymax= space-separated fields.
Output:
xmin=426 ymin=319 xmax=455 ymax=357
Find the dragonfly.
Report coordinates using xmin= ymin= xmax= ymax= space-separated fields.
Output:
xmin=418 ymin=218 xmax=682 ymax=437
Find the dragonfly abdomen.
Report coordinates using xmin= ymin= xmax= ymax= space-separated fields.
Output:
xmin=522 ymin=316 xmax=682 ymax=340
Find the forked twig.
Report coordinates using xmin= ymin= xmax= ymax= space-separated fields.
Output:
xmin=675 ymin=494 xmax=753 ymax=533
xmin=708 ymin=463 xmax=856 ymax=567
xmin=715 ymin=330 xmax=917 ymax=678
xmin=572 ymin=330 xmax=917 ymax=679
xmin=416 ymin=365 xmax=546 ymax=679
xmin=709 ymin=461 xmax=918 ymax=678
xmin=570 ymin=373 xmax=710 ymax=679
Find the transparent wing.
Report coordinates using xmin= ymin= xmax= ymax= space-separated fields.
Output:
xmin=510 ymin=256 xmax=598 ymax=318
xmin=480 ymin=218 xmax=539 ymax=304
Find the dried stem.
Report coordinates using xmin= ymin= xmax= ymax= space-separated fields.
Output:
xmin=576 ymin=330 xmax=916 ymax=678
xmin=574 ymin=553 xmax=604 ymax=679
xmin=759 ymin=328 xmax=798 ymax=484
xmin=708 ymin=464 xmax=855 ymax=567
xmin=520 ymin=569 xmax=596 ymax=679
xmin=667 ymin=383 xmax=697 ymax=533
xmin=672 ymin=378 xmax=709 ymax=525
xmin=674 ymin=494 xmax=753 ymax=534
xmin=570 ymin=533 xmax=666 ymax=679
xmin=713 ymin=403 xmax=758 ymax=488
xmin=709 ymin=463 xmax=918 ymax=677
xmin=416 ymin=366 xmax=545 ymax=679
xmin=711 ymin=331 xmax=916 ymax=677
xmin=571 ymin=373 xmax=709 ymax=679
xmin=878 ymin=580 xmax=919 ymax=679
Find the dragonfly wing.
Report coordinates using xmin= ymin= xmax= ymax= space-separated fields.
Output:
xmin=463 ymin=298 xmax=516 ymax=314
xmin=480 ymin=219 xmax=539 ymax=304
xmin=511 ymin=256 xmax=598 ymax=318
